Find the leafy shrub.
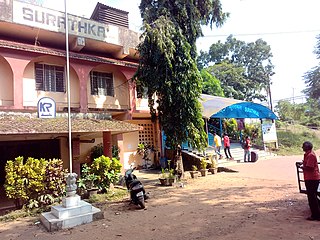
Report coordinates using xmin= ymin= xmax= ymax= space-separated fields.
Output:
xmin=78 ymin=163 xmax=98 ymax=190
xmin=42 ymin=159 xmax=67 ymax=205
xmin=81 ymin=155 xmax=122 ymax=193
xmin=5 ymin=157 xmax=67 ymax=209
xmin=5 ymin=157 xmax=28 ymax=208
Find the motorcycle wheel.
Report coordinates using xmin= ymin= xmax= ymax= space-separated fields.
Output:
xmin=137 ymin=196 xmax=145 ymax=209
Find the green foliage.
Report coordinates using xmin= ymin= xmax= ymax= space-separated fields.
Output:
xmin=112 ymin=145 xmax=120 ymax=160
xmin=135 ymin=1 xmax=227 ymax=151
xmin=201 ymin=69 xmax=224 ymax=96
xmin=198 ymin=35 xmax=274 ymax=101
xmin=160 ymin=159 xmax=175 ymax=179
xmin=207 ymin=61 xmax=248 ymax=100
xmin=5 ymin=157 xmax=28 ymax=203
xmin=191 ymin=165 xmax=198 ymax=171
xmin=272 ymin=123 xmax=320 ymax=155
xmin=223 ymin=118 xmax=238 ymax=139
xmin=88 ymin=155 xmax=122 ymax=192
xmin=87 ymin=188 xmax=128 ymax=204
xmin=303 ymin=65 xmax=320 ymax=99
xmin=200 ymin=158 xmax=207 ymax=170
xmin=90 ymin=144 xmax=121 ymax=161
xmin=0 ymin=208 xmax=36 ymax=222
xmin=160 ymin=168 xmax=168 ymax=179
xmin=210 ymin=156 xmax=218 ymax=168
xmin=43 ymin=159 xmax=66 ymax=202
xmin=274 ymin=98 xmax=320 ymax=128
xmin=78 ymin=163 xmax=98 ymax=190
xmin=90 ymin=143 xmax=104 ymax=161
xmin=275 ymin=100 xmax=307 ymax=122
xmin=4 ymin=157 xmax=67 ymax=209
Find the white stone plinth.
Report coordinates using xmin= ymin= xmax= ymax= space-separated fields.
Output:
xmin=41 ymin=199 xmax=103 ymax=232
xmin=62 ymin=195 xmax=81 ymax=208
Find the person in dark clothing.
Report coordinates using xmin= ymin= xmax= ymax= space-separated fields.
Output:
xmin=299 ymin=141 xmax=320 ymax=221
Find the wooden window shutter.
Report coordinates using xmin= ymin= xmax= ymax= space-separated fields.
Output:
xmin=105 ymin=73 xmax=114 ymax=96
xmin=90 ymin=71 xmax=98 ymax=95
xmin=55 ymin=66 xmax=65 ymax=92
xmin=35 ymin=63 xmax=44 ymax=90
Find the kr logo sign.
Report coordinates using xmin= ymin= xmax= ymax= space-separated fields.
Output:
xmin=37 ymin=97 xmax=56 ymax=118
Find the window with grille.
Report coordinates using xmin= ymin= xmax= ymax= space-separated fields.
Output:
xmin=90 ymin=71 xmax=114 ymax=96
xmin=35 ymin=63 xmax=65 ymax=92
xmin=138 ymin=123 xmax=154 ymax=147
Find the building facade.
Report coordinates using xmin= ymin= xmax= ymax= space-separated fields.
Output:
xmin=0 ymin=0 xmax=161 ymax=189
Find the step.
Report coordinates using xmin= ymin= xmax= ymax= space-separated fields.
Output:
xmin=41 ymin=200 xmax=103 ymax=232
xmin=51 ymin=200 xmax=93 ymax=219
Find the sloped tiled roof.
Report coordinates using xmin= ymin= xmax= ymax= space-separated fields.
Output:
xmin=0 ymin=39 xmax=138 ymax=68
xmin=0 ymin=114 xmax=142 ymax=135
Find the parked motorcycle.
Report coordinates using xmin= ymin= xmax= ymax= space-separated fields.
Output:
xmin=124 ymin=167 xmax=148 ymax=209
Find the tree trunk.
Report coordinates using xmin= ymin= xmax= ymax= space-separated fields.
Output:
xmin=174 ymin=145 xmax=184 ymax=179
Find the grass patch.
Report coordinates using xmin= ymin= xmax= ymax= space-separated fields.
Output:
xmin=87 ymin=187 xmax=128 ymax=204
xmin=271 ymin=124 xmax=320 ymax=155
xmin=0 ymin=207 xmax=45 ymax=222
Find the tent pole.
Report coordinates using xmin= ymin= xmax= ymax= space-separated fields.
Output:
xmin=205 ymin=118 xmax=209 ymax=145
xmin=219 ymin=118 xmax=223 ymax=137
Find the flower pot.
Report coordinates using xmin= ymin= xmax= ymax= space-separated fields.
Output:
xmin=190 ymin=171 xmax=199 ymax=179
xmin=88 ymin=188 xmax=98 ymax=197
xmin=200 ymin=169 xmax=207 ymax=177
xmin=167 ymin=178 xmax=175 ymax=186
xmin=159 ymin=178 xmax=167 ymax=186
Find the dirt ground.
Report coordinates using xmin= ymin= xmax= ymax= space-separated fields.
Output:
xmin=1 ymin=153 xmax=320 ymax=240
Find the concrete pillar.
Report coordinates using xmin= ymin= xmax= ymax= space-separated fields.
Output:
xmin=116 ymin=134 xmax=125 ymax=173
xmin=4 ymin=56 xmax=29 ymax=109
xmin=103 ymin=131 xmax=112 ymax=159
xmin=70 ymin=62 xmax=95 ymax=113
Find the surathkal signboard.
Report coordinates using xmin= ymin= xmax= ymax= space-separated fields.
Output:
xmin=37 ymin=97 xmax=56 ymax=118
xmin=12 ymin=0 xmax=119 ymax=44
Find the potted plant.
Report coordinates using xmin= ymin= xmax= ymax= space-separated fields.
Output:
xmin=190 ymin=165 xmax=199 ymax=179
xmin=167 ymin=168 xmax=175 ymax=186
xmin=78 ymin=164 xmax=99 ymax=198
xmin=199 ymin=158 xmax=208 ymax=177
xmin=159 ymin=168 xmax=168 ymax=186
xmin=158 ymin=160 xmax=176 ymax=186
xmin=209 ymin=156 xmax=218 ymax=174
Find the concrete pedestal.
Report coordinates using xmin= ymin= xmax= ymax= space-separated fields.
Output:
xmin=41 ymin=195 xmax=103 ymax=232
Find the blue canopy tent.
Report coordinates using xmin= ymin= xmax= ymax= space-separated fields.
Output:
xmin=200 ymin=94 xmax=278 ymax=145
xmin=162 ymin=94 xmax=278 ymax=150
xmin=200 ymin=94 xmax=277 ymax=120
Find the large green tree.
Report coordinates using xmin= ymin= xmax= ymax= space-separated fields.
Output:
xmin=135 ymin=0 xmax=228 ymax=150
xmin=198 ymin=35 xmax=274 ymax=101
xmin=201 ymin=69 xmax=224 ymax=96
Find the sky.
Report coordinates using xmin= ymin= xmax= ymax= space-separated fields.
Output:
xmin=41 ymin=0 xmax=320 ymax=105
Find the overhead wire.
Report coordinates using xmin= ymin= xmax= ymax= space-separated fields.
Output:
xmin=200 ymin=29 xmax=320 ymax=38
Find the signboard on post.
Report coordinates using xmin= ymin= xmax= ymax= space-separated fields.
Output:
xmin=37 ymin=97 xmax=56 ymax=118
xmin=262 ymin=121 xmax=278 ymax=149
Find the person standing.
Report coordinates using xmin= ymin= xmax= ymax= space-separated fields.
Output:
xmin=300 ymin=141 xmax=320 ymax=221
xmin=213 ymin=132 xmax=223 ymax=159
xmin=223 ymin=133 xmax=233 ymax=160
xmin=243 ymin=136 xmax=251 ymax=162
